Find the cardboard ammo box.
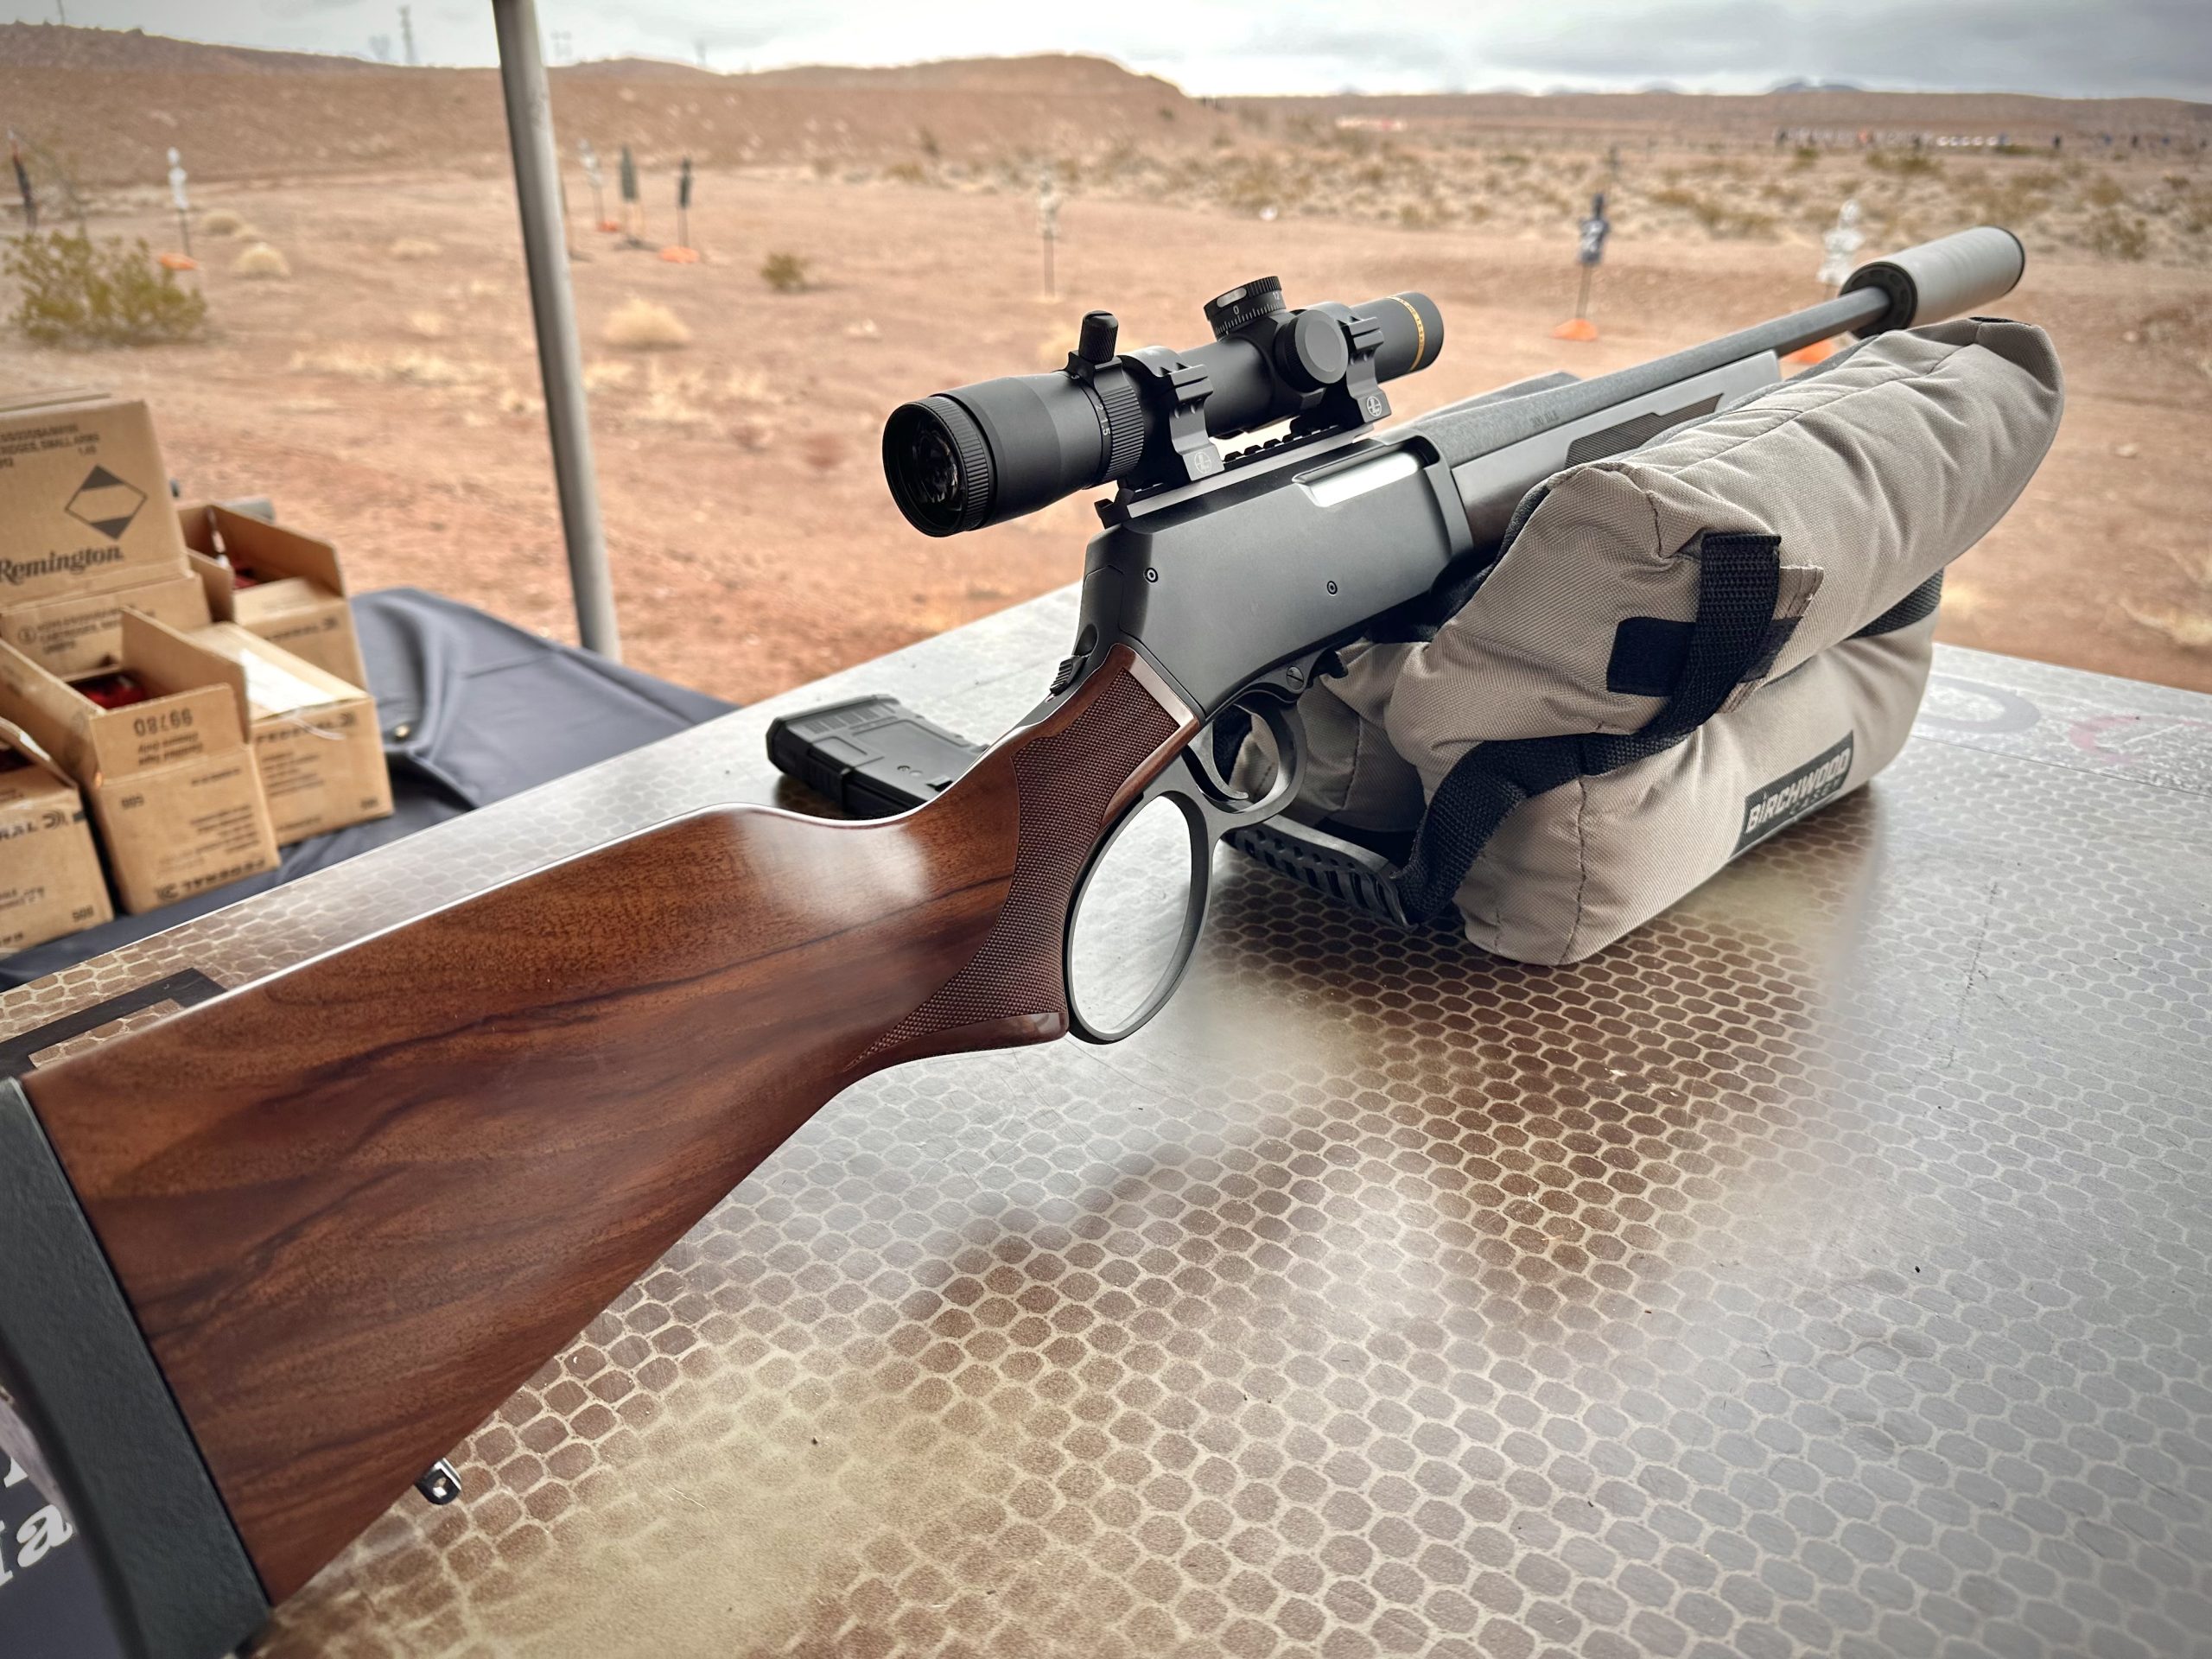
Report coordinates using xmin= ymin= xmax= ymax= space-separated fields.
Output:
xmin=0 ymin=612 xmax=279 ymax=915
xmin=0 ymin=568 xmax=210 ymax=677
xmin=0 ymin=716 xmax=113 ymax=952
xmin=0 ymin=390 xmax=193 ymax=606
xmin=181 ymin=503 xmax=370 ymax=690
xmin=186 ymin=623 xmax=391 ymax=846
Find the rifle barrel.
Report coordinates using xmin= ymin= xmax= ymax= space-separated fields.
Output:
xmin=1423 ymin=224 xmax=2026 ymax=469
xmin=1421 ymin=287 xmax=1884 ymax=468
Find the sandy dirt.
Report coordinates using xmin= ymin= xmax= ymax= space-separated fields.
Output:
xmin=0 ymin=32 xmax=2205 ymax=705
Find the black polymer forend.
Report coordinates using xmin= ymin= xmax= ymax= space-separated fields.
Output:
xmin=882 ymin=279 xmax=1443 ymax=536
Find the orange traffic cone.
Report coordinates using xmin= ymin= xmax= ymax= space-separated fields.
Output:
xmin=1552 ymin=265 xmax=1599 ymax=341
xmin=658 ymin=245 xmax=700 ymax=264
xmin=1783 ymin=336 xmax=1838 ymax=365
xmin=158 ymin=251 xmax=198 ymax=272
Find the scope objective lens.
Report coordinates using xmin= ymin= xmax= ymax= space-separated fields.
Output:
xmin=884 ymin=397 xmax=995 ymax=536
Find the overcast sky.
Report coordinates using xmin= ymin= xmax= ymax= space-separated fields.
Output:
xmin=10 ymin=1 xmax=2209 ymax=99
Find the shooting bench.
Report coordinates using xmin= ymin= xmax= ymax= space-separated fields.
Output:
xmin=3 ymin=587 xmax=2208 ymax=1657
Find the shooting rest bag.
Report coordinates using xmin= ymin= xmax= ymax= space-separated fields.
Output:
xmin=1284 ymin=316 xmax=2064 ymax=963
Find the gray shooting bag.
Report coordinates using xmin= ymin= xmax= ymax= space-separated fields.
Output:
xmin=1247 ymin=315 xmax=2065 ymax=963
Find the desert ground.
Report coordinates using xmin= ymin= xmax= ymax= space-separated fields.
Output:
xmin=1 ymin=29 xmax=2207 ymax=704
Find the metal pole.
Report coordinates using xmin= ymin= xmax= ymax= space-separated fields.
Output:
xmin=492 ymin=0 xmax=621 ymax=659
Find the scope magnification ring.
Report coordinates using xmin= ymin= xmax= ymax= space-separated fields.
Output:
xmin=1097 ymin=374 xmax=1147 ymax=481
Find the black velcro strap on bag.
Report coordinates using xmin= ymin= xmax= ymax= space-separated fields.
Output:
xmin=1394 ymin=532 xmax=1784 ymax=926
xmin=1853 ymin=570 xmax=1943 ymax=638
xmin=1393 ymin=740 xmax=1584 ymax=924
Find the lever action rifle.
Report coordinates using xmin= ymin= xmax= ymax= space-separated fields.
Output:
xmin=0 ymin=227 xmax=2028 ymax=1656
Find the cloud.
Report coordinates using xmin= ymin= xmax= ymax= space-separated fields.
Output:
xmin=1472 ymin=0 xmax=2212 ymax=99
xmin=621 ymin=4 xmax=798 ymax=55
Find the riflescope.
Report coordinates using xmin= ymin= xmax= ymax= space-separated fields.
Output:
xmin=884 ymin=278 xmax=1445 ymax=536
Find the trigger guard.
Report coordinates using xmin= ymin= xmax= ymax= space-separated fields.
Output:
xmin=1178 ymin=696 xmax=1306 ymax=830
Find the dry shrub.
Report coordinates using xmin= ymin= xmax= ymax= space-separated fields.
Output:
xmin=2123 ymin=602 xmax=2212 ymax=649
xmin=1868 ymin=149 xmax=1942 ymax=179
xmin=582 ymin=359 xmax=634 ymax=391
xmin=200 ymin=207 xmax=247 ymax=236
xmin=287 ymin=345 xmax=480 ymax=387
xmin=637 ymin=361 xmax=714 ymax=426
xmin=722 ymin=366 xmax=781 ymax=404
xmin=390 ymin=238 xmax=442 ymax=261
xmin=406 ymin=310 xmax=447 ymax=339
xmin=390 ymin=352 xmax=470 ymax=387
xmin=760 ymin=251 xmax=810 ymax=293
xmin=1648 ymin=187 xmax=1775 ymax=239
xmin=2123 ymin=537 xmax=2212 ymax=646
xmin=2087 ymin=210 xmax=2150 ymax=262
xmin=603 ymin=295 xmax=690 ymax=349
xmin=288 ymin=344 xmax=387 ymax=379
xmin=2133 ymin=302 xmax=2211 ymax=354
xmin=3 ymin=232 xmax=207 ymax=346
xmin=1966 ymin=171 xmax=2058 ymax=227
xmin=1940 ymin=578 xmax=1984 ymax=624
xmin=798 ymin=432 xmax=846 ymax=471
xmin=233 ymin=242 xmax=290 ymax=279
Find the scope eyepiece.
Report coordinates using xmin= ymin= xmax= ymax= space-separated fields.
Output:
xmin=883 ymin=286 xmax=1445 ymax=537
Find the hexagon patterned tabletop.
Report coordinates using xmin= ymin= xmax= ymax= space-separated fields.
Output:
xmin=3 ymin=589 xmax=2209 ymax=1659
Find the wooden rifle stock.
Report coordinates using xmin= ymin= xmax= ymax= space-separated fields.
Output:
xmin=21 ymin=647 xmax=1194 ymax=1605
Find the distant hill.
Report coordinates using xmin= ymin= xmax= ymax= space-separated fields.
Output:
xmin=0 ymin=21 xmax=388 ymax=74
xmin=0 ymin=23 xmax=2201 ymax=192
xmin=743 ymin=54 xmax=1181 ymax=98
xmin=0 ymin=27 xmax=1220 ymax=187
xmin=1227 ymin=86 xmax=2211 ymax=143
xmin=556 ymin=56 xmax=723 ymax=83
